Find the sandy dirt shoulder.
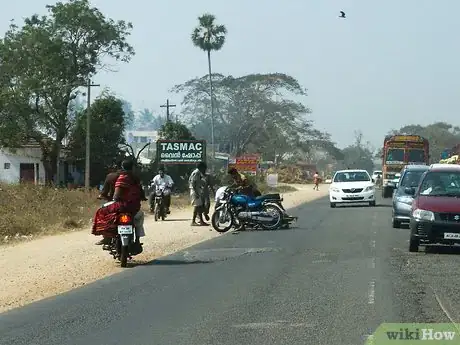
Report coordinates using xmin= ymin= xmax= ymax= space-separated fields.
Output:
xmin=0 ymin=184 xmax=328 ymax=313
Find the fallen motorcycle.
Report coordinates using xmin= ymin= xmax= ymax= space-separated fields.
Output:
xmin=211 ymin=186 xmax=297 ymax=233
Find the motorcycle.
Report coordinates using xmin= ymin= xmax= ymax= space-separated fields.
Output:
xmin=151 ymin=184 xmax=171 ymax=221
xmin=211 ymin=186 xmax=297 ymax=233
xmin=100 ymin=201 xmax=143 ymax=267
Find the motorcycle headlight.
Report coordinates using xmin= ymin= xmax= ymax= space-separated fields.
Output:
xmin=412 ymin=209 xmax=434 ymax=222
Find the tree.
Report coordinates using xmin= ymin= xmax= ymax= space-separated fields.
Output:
xmin=191 ymin=13 xmax=227 ymax=162
xmin=121 ymin=99 xmax=135 ymax=130
xmin=134 ymin=108 xmax=165 ymax=130
xmin=337 ymin=131 xmax=375 ymax=173
xmin=172 ymin=73 xmax=340 ymax=162
xmin=0 ymin=0 xmax=134 ymax=183
xmin=388 ymin=122 xmax=460 ymax=163
xmin=68 ymin=94 xmax=126 ymax=186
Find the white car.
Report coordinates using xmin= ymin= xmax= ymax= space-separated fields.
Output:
xmin=329 ymin=169 xmax=376 ymax=208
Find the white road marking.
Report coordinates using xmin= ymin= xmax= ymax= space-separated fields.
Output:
xmin=312 ymin=259 xmax=332 ymax=264
xmin=368 ymin=280 xmax=376 ymax=304
xmin=232 ymin=321 xmax=315 ymax=329
xmin=370 ymin=257 xmax=376 ymax=269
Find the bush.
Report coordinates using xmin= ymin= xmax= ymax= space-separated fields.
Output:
xmin=0 ymin=183 xmax=100 ymax=239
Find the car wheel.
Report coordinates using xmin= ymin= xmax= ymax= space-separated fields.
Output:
xmin=330 ymin=202 xmax=336 ymax=208
xmin=369 ymin=201 xmax=376 ymax=207
xmin=392 ymin=217 xmax=401 ymax=228
xmin=409 ymin=236 xmax=419 ymax=252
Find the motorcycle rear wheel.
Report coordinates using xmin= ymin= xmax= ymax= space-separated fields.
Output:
xmin=120 ymin=245 xmax=128 ymax=267
xmin=260 ymin=204 xmax=283 ymax=230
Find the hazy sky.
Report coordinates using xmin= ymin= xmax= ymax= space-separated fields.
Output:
xmin=1 ymin=0 xmax=459 ymax=149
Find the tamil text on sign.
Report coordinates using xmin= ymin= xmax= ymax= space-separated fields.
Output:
xmin=157 ymin=140 xmax=206 ymax=164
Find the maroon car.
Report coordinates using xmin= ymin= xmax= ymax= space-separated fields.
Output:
xmin=407 ymin=164 xmax=460 ymax=252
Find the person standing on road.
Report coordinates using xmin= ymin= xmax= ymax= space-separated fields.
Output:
xmin=189 ymin=162 xmax=208 ymax=226
xmin=201 ymin=172 xmax=215 ymax=222
xmin=313 ymin=171 xmax=320 ymax=190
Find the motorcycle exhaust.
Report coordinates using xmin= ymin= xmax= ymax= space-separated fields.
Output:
xmin=237 ymin=211 xmax=274 ymax=222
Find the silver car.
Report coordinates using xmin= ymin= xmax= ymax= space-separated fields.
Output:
xmin=392 ymin=165 xmax=429 ymax=228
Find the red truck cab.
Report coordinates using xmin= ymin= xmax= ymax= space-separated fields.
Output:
xmin=407 ymin=164 xmax=460 ymax=252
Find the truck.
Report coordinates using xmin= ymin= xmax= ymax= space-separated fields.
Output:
xmin=381 ymin=134 xmax=430 ymax=198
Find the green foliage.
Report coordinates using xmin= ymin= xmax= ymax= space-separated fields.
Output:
xmin=171 ymin=73 xmax=340 ymax=161
xmin=191 ymin=14 xmax=227 ymax=53
xmin=388 ymin=122 xmax=460 ymax=163
xmin=337 ymin=131 xmax=375 ymax=173
xmin=158 ymin=121 xmax=196 ymax=140
xmin=68 ymin=94 xmax=126 ymax=185
xmin=0 ymin=0 xmax=134 ymax=181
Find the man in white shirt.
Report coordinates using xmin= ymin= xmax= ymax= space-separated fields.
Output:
xmin=149 ymin=167 xmax=174 ymax=214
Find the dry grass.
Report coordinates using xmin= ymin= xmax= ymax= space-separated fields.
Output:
xmin=0 ymin=183 xmax=101 ymax=241
xmin=0 ymin=182 xmax=296 ymax=244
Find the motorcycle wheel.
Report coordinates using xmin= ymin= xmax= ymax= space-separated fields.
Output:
xmin=211 ymin=210 xmax=233 ymax=233
xmin=120 ymin=245 xmax=128 ymax=267
xmin=260 ymin=204 xmax=283 ymax=230
xmin=154 ymin=205 xmax=160 ymax=221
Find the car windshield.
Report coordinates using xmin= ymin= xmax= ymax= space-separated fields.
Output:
xmin=334 ymin=171 xmax=370 ymax=182
xmin=418 ymin=171 xmax=460 ymax=196
xmin=386 ymin=148 xmax=404 ymax=163
xmin=400 ymin=170 xmax=425 ymax=188
xmin=408 ymin=149 xmax=425 ymax=163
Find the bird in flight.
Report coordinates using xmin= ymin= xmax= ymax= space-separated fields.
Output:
xmin=339 ymin=11 xmax=346 ymax=18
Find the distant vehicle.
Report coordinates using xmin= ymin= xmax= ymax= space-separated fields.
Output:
xmin=406 ymin=164 xmax=460 ymax=252
xmin=329 ymin=169 xmax=376 ymax=208
xmin=324 ymin=175 xmax=332 ymax=183
xmin=381 ymin=135 xmax=429 ymax=199
xmin=392 ymin=165 xmax=429 ymax=228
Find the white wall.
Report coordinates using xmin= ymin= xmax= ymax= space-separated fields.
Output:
xmin=0 ymin=148 xmax=45 ymax=184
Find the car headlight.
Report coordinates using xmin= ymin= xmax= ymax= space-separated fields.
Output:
xmin=397 ymin=196 xmax=413 ymax=205
xmin=412 ymin=209 xmax=434 ymax=222
xmin=364 ymin=186 xmax=374 ymax=192
xmin=330 ymin=187 xmax=340 ymax=193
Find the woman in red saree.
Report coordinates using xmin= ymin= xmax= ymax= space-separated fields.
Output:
xmin=92 ymin=159 xmax=142 ymax=237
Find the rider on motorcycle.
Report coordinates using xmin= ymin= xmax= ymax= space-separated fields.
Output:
xmin=149 ymin=167 xmax=174 ymax=214
xmin=227 ymin=167 xmax=261 ymax=197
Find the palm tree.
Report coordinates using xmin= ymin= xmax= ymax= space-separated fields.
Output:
xmin=191 ymin=13 xmax=227 ymax=166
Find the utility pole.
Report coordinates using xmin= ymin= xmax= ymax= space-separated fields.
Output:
xmin=85 ymin=78 xmax=100 ymax=191
xmin=160 ymin=99 xmax=176 ymax=122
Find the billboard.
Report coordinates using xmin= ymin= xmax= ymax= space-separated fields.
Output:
xmin=228 ymin=154 xmax=261 ymax=173
xmin=156 ymin=140 xmax=206 ymax=164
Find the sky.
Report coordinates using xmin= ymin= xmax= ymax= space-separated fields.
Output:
xmin=1 ymin=0 xmax=459 ymax=149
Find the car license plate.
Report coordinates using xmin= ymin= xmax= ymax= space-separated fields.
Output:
xmin=118 ymin=225 xmax=133 ymax=235
xmin=347 ymin=195 xmax=359 ymax=198
xmin=444 ymin=232 xmax=460 ymax=240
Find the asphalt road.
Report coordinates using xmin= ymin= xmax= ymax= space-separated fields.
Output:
xmin=2 ymin=194 xmax=460 ymax=345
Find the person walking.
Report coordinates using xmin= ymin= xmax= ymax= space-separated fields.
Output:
xmin=188 ymin=162 xmax=208 ymax=226
xmin=202 ymin=172 xmax=215 ymax=222
xmin=313 ymin=171 xmax=320 ymax=191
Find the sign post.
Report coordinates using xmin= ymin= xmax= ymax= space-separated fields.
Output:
xmin=156 ymin=140 xmax=206 ymax=164
xmin=228 ymin=154 xmax=261 ymax=174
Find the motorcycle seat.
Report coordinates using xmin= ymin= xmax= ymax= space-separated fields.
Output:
xmin=255 ymin=193 xmax=281 ymax=201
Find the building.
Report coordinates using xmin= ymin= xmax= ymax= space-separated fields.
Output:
xmin=125 ymin=130 xmax=158 ymax=145
xmin=0 ymin=140 xmax=46 ymax=184
xmin=124 ymin=130 xmax=158 ymax=164
xmin=0 ymin=139 xmax=77 ymax=185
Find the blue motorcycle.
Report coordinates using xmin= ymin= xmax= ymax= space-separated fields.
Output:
xmin=211 ymin=186 xmax=296 ymax=232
